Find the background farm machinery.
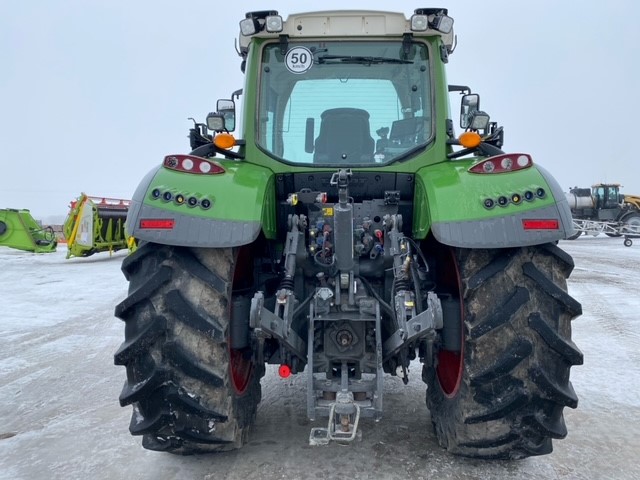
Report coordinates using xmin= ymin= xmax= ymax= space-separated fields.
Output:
xmin=63 ymin=193 xmax=130 ymax=258
xmin=566 ymin=183 xmax=640 ymax=246
xmin=0 ymin=209 xmax=57 ymax=253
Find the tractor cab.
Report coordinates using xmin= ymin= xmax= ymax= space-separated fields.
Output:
xmin=592 ymin=183 xmax=622 ymax=210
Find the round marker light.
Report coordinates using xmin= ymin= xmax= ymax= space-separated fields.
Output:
xmin=483 ymin=198 xmax=495 ymax=209
xmin=199 ymin=161 xmax=211 ymax=173
xmin=511 ymin=193 xmax=522 ymax=204
xmin=187 ymin=197 xmax=198 ymax=207
xmin=536 ymin=188 xmax=546 ymax=198
xmin=498 ymin=196 xmax=509 ymax=207
xmin=214 ymin=132 xmax=236 ymax=150
xmin=278 ymin=365 xmax=291 ymax=378
xmin=201 ymin=198 xmax=211 ymax=209
xmin=162 ymin=191 xmax=173 ymax=201
xmin=483 ymin=161 xmax=495 ymax=173
xmin=517 ymin=155 xmax=530 ymax=167
xmin=175 ymin=194 xmax=185 ymax=205
xmin=181 ymin=158 xmax=194 ymax=171
xmin=459 ymin=131 xmax=482 ymax=148
xmin=151 ymin=189 xmax=161 ymax=199
xmin=524 ymin=191 xmax=534 ymax=201
xmin=501 ymin=157 xmax=513 ymax=170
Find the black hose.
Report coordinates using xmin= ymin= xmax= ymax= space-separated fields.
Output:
xmin=405 ymin=237 xmax=431 ymax=279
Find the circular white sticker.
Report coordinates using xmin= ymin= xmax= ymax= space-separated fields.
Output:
xmin=285 ymin=46 xmax=313 ymax=75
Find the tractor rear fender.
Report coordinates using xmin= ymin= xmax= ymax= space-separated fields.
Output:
xmin=126 ymin=163 xmax=276 ymax=247
xmin=413 ymin=161 xmax=575 ymax=248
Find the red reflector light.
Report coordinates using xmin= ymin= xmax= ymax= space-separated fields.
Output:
xmin=278 ymin=365 xmax=291 ymax=378
xmin=522 ymin=219 xmax=559 ymax=230
xmin=163 ymin=154 xmax=225 ymax=175
xmin=469 ymin=153 xmax=533 ymax=174
xmin=140 ymin=219 xmax=175 ymax=229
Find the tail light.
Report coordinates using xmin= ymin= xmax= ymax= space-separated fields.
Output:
xmin=139 ymin=219 xmax=175 ymax=229
xmin=522 ymin=219 xmax=559 ymax=230
xmin=163 ymin=154 xmax=225 ymax=175
xmin=469 ymin=153 xmax=532 ymax=174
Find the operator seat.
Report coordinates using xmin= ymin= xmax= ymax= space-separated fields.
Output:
xmin=313 ymin=108 xmax=375 ymax=163
xmin=389 ymin=116 xmax=426 ymax=146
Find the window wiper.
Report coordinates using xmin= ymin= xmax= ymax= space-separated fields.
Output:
xmin=315 ymin=55 xmax=413 ymax=65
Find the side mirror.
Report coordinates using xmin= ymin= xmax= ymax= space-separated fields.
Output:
xmin=216 ymin=99 xmax=236 ymax=131
xmin=460 ymin=93 xmax=480 ymax=129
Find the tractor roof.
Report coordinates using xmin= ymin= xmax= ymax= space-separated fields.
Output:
xmin=238 ymin=9 xmax=455 ymax=54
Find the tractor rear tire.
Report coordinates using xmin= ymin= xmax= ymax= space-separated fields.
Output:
xmin=114 ymin=243 xmax=262 ymax=454
xmin=424 ymin=243 xmax=583 ymax=459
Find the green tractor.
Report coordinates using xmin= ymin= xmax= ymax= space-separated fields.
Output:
xmin=114 ymin=8 xmax=583 ymax=459
xmin=0 ymin=208 xmax=57 ymax=253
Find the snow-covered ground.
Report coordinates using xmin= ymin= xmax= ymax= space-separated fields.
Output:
xmin=1 ymin=236 xmax=639 ymax=480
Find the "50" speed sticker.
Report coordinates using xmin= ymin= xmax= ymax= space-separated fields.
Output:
xmin=285 ymin=46 xmax=313 ymax=75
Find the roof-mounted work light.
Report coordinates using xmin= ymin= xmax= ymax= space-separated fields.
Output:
xmin=411 ymin=8 xmax=454 ymax=34
xmin=431 ymin=14 xmax=454 ymax=34
xmin=265 ymin=15 xmax=283 ymax=33
xmin=410 ymin=14 xmax=429 ymax=31
xmin=240 ymin=10 xmax=281 ymax=36
xmin=239 ymin=17 xmax=259 ymax=36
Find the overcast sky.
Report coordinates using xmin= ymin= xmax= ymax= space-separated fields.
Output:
xmin=2 ymin=0 xmax=639 ymax=220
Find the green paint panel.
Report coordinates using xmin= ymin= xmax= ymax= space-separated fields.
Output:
xmin=413 ymin=160 xmax=557 ymax=237
xmin=141 ymin=161 xmax=277 ymax=237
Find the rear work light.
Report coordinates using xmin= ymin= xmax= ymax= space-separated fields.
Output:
xmin=522 ymin=219 xmax=559 ymax=230
xmin=469 ymin=153 xmax=533 ymax=174
xmin=139 ymin=219 xmax=175 ymax=229
xmin=163 ymin=155 xmax=225 ymax=175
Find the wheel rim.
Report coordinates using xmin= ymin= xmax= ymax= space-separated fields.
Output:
xmin=229 ymin=245 xmax=254 ymax=395
xmin=436 ymin=247 xmax=464 ymax=397
xmin=230 ymin=348 xmax=252 ymax=394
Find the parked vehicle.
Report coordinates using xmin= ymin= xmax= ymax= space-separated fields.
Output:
xmin=114 ymin=8 xmax=582 ymax=459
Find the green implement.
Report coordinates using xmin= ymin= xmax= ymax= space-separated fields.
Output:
xmin=0 ymin=208 xmax=57 ymax=253
xmin=63 ymin=193 xmax=129 ymax=259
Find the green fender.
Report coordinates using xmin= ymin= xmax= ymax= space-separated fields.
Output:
xmin=413 ymin=161 xmax=575 ymax=248
xmin=126 ymin=161 xmax=276 ymax=247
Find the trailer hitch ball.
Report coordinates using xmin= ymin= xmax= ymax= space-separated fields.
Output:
xmin=336 ymin=329 xmax=353 ymax=347
xmin=340 ymin=415 xmax=351 ymax=432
